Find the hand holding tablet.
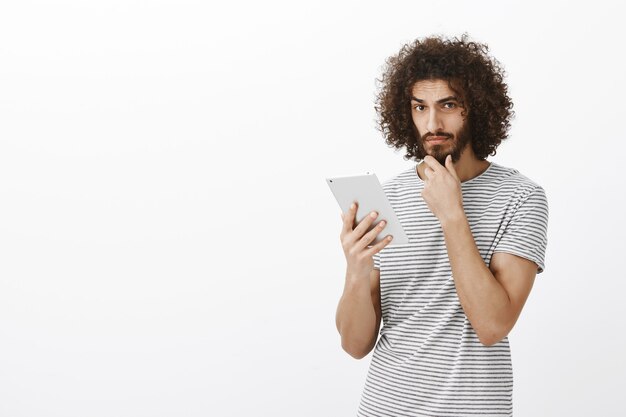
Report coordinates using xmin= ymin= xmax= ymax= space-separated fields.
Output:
xmin=326 ymin=171 xmax=409 ymax=247
xmin=337 ymin=201 xmax=394 ymax=277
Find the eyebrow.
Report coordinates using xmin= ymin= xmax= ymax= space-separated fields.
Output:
xmin=410 ymin=95 xmax=458 ymax=104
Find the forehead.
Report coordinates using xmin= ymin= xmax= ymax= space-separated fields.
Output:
xmin=411 ymin=79 xmax=456 ymax=99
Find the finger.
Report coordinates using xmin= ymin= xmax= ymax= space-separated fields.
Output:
xmin=423 ymin=167 xmax=435 ymax=180
xmin=423 ymin=155 xmax=446 ymax=174
xmin=364 ymin=233 xmax=394 ymax=257
xmin=445 ymin=155 xmax=460 ymax=181
xmin=352 ymin=210 xmax=379 ymax=240
xmin=356 ymin=219 xmax=387 ymax=251
xmin=341 ymin=201 xmax=358 ymax=234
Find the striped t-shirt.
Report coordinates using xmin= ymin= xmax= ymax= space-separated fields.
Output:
xmin=358 ymin=160 xmax=549 ymax=417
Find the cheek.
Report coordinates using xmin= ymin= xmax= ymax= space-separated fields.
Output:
xmin=447 ymin=116 xmax=465 ymax=133
xmin=412 ymin=113 xmax=425 ymax=129
xmin=411 ymin=120 xmax=420 ymax=137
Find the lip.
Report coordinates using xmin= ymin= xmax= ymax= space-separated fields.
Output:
xmin=427 ymin=137 xmax=449 ymax=144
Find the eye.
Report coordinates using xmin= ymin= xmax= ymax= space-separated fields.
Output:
xmin=413 ymin=105 xmax=425 ymax=111
xmin=443 ymin=102 xmax=456 ymax=109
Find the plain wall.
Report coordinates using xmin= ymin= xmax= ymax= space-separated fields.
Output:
xmin=1 ymin=0 xmax=624 ymax=416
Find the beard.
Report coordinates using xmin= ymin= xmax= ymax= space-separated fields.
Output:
xmin=413 ymin=121 xmax=472 ymax=165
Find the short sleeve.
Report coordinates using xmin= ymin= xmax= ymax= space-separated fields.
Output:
xmin=493 ymin=185 xmax=549 ymax=274
xmin=373 ymin=252 xmax=381 ymax=270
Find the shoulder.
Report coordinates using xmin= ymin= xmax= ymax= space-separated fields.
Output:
xmin=488 ymin=162 xmax=547 ymax=203
xmin=379 ymin=165 xmax=416 ymax=194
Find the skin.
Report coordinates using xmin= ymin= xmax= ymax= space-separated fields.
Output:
xmin=335 ymin=79 xmax=538 ymax=357
xmin=336 ymin=203 xmax=392 ymax=358
xmin=410 ymin=79 xmax=490 ymax=184
xmin=413 ymin=79 xmax=538 ymax=346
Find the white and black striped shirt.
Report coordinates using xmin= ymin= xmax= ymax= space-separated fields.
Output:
xmin=358 ymin=161 xmax=549 ymax=417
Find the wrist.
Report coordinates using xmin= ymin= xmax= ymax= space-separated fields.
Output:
xmin=345 ymin=270 xmax=370 ymax=288
xmin=439 ymin=209 xmax=466 ymax=228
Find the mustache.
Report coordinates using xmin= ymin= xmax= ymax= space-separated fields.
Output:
xmin=422 ymin=132 xmax=453 ymax=140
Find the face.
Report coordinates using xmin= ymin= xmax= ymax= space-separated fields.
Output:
xmin=410 ymin=79 xmax=471 ymax=165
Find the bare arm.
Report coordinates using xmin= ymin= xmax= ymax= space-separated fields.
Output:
xmin=336 ymin=268 xmax=382 ymax=359
xmin=335 ymin=201 xmax=390 ymax=359
xmin=420 ymin=155 xmax=540 ymax=346
xmin=441 ymin=211 xmax=538 ymax=346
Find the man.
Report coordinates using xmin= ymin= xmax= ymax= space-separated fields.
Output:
xmin=335 ymin=34 xmax=549 ymax=416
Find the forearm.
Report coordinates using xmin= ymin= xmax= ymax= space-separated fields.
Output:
xmin=335 ymin=274 xmax=377 ymax=359
xmin=440 ymin=212 xmax=511 ymax=345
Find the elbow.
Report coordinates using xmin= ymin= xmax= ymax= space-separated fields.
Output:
xmin=477 ymin=325 xmax=509 ymax=347
xmin=347 ymin=350 xmax=368 ymax=360
xmin=337 ymin=323 xmax=376 ymax=359
xmin=341 ymin=340 xmax=372 ymax=360
xmin=478 ymin=336 xmax=499 ymax=347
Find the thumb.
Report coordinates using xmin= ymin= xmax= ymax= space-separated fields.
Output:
xmin=445 ymin=155 xmax=460 ymax=181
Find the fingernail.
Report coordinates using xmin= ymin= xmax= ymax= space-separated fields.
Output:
xmin=350 ymin=203 xmax=355 ymax=209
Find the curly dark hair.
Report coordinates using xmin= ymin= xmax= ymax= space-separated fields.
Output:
xmin=374 ymin=33 xmax=514 ymax=161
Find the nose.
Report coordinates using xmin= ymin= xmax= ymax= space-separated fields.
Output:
xmin=426 ymin=108 xmax=442 ymax=133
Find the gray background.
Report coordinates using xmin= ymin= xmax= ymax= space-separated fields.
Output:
xmin=1 ymin=0 xmax=624 ymax=416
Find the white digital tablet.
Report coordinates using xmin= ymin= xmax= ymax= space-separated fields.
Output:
xmin=326 ymin=171 xmax=409 ymax=246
